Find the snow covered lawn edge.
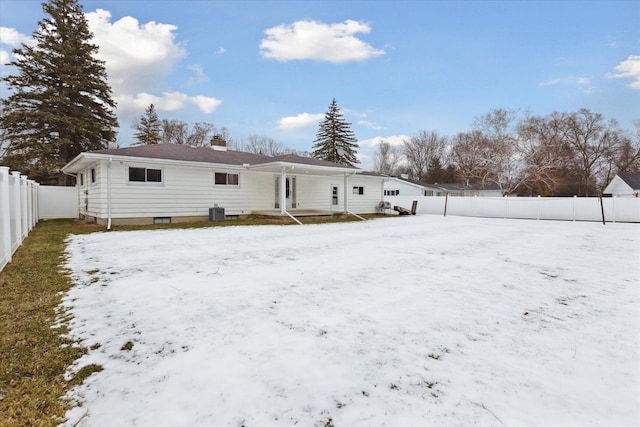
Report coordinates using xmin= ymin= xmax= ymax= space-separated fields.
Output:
xmin=60 ymin=216 xmax=640 ymax=426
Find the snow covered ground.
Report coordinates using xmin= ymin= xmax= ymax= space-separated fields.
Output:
xmin=60 ymin=215 xmax=640 ymax=427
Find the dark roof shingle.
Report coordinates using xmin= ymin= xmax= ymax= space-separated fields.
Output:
xmin=619 ymin=173 xmax=640 ymax=190
xmin=93 ymin=144 xmax=274 ymax=166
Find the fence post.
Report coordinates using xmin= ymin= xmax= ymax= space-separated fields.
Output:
xmin=33 ymin=182 xmax=40 ymax=225
xmin=537 ymin=195 xmax=541 ymax=220
xmin=26 ymin=180 xmax=33 ymax=232
xmin=20 ymin=175 xmax=28 ymax=239
xmin=612 ymin=196 xmax=616 ymax=223
xmin=0 ymin=167 xmax=11 ymax=267
xmin=504 ymin=196 xmax=508 ymax=219
xmin=573 ymin=195 xmax=577 ymax=222
xmin=11 ymin=172 xmax=22 ymax=246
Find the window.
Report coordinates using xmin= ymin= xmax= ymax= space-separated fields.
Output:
xmin=353 ymin=186 xmax=364 ymax=195
xmin=215 ymin=172 xmax=239 ymax=186
xmin=90 ymin=168 xmax=96 ymax=183
xmin=384 ymin=190 xmax=399 ymax=196
xmin=128 ymin=167 xmax=162 ymax=183
xmin=79 ymin=173 xmax=84 ymax=186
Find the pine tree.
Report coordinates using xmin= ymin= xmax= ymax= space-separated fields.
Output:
xmin=0 ymin=0 xmax=118 ymax=184
xmin=311 ymin=98 xmax=359 ymax=166
xmin=133 ymin=104 xmax=162 ymax=145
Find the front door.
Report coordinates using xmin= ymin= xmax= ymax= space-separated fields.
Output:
xmin=330 ymin=185 xmax=339 ymax=211
xmin=275 ymin=176 xmax=296 ymax=210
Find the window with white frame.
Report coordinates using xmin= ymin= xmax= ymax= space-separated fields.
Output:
xmin=214 ymin=172 xmax=239 ymax=186
xmin=90 ymin=168 xmax=96 ymax=183
xmin=384 ymin=190 xmax=399 ymax=196
xmin=352 ymin=186 xmax=364 ymax=195
xmin=128 ymin=166 xmax=162 ymax=183
xmin=79 ymin=173 xmax=84 ymax=186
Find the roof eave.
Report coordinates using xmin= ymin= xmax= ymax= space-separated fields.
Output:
xmin=247 ymin=161 xmax=359 ymax=175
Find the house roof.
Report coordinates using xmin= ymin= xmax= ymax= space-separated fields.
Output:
xmin=63 ymin=144 xmax=359 ymax=175
xmin=91 ymin=144 xmax=275 ymax=166
xmin=618 ymin=173 xmax=640 ymax=190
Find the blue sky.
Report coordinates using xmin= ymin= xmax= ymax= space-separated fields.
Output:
xmin=1 ymin=0 xmax=639 ymax=169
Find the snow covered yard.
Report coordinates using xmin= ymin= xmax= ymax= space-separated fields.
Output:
xmin=60 ymin=215 xmax=639 ymax=427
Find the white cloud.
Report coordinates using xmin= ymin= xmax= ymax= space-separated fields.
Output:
xmin=0 ymin=49 xmax=9 ymax=66
xmin=190 ymin=95 xmax=222 ymax=114
xmin=0 ymin=27 xmax=32 ymax=47
xmin=83 ymin=9 xmax=223 ymax=120
xmin=116 ymin=91 xmax=190 ymax=114
xmin=277 ymin=113 xmax=325 ymax=130
xmin=215 ymin=47 xmax=226 ymax=54
xmin=358 ymin=120 xmax=383 ymax=131
xmin=539 ymin=78 xmax=563 ymax=87
xmin=186 ymin=64 xmax=209 ymax=86
xmin=86 ymin=9 xmax=186 ymax=95
xmin=260 ymin=19 xmax=385 ymax=63
xmin=538 ymin=75 xmax=595 ymax=93
xmin=358 ymin=135 xmax=409 ymax=149
xmin=0 ymin=27 xmax=34 ymax=65
xmin=607 ymin=55 xmax=640 ymax=90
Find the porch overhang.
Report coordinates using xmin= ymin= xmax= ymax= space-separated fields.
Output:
xmin=244 ymin=161 xmax=359 ymax=176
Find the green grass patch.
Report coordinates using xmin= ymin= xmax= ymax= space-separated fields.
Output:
xmin=0 ymin=219 xmax=101 ymax=426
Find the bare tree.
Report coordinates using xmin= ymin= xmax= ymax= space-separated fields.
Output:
xmin=372 ymin=139 xmax=402 ymax=175
xmin=159 ymin=120 xmax=229 ymax=147
xmin=230 ymin=135 xmax=295 ymax=156
xmin=449 ymin=130 xmax=492 ymax=185
xmin=402 ymin=130 xmax=447 ymax=181
xmin=561 ymin=108 xmax=625 ymax=196
xmin=610 ymin=120 xmax=640 ymax=174
xmin=517 ymin=113 xmax=575 ymax=195
xmin=186 ymin=122 xmax=216 ymax=147
xmin=472 ymin=108 xmax=528 ymax=195
xmin=161 ymin=119 xmax=189 ymax=145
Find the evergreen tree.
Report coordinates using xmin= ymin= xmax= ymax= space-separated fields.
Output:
xmin=425 ymin=157 xmax=445 ymax=183
xmin=311 ymin=98 xmax=359 ymax=166
xmin=0 ymin=0 xmax=118 ymax=184
xmin=133 ymin=104 xmax=161 ymax=145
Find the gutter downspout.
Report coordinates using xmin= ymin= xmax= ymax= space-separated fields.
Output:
xmin=107 ymin=157 xmax=112 ymax=231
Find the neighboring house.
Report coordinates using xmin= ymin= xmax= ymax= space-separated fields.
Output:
xmin=603 ymin=173 xmax=640 ymax=197
xmin=61 ymin=143 xmax=385 ymax=226
xmin=383 ymin=176 xmax=504 ymax=197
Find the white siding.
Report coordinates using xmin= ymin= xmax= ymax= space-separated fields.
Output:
xmin=79 ymin=160 xmax=386 ymax=220
xmin=346 ymin=176 xmax=385 ymax=213
xmin=604 ymin=176 xmax=637 ymax=197
xmin=107 ymin=162 xmax=270 ymax=218
xmin=383 ymin=179 xmax=424 ymax=196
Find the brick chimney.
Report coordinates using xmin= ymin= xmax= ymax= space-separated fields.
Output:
xmin=210 ymin=134 xmax=227 ymax=151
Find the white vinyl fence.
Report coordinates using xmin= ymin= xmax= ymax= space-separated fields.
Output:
xmin=384 ymin=195 xmax=640 ymax=223
xmin=1 ymin=167 xmax=80 ymax=272
xmin=38 ymin=185 xmax=79 ymax=219
xmin=0 ymin=167 xmax=40 ymax=272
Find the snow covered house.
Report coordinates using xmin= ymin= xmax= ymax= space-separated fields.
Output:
xmin=603 ymin=173 xmax=640 ymax=197
xmin=384 ymin=176 xmax=503 ymax=197
xmin=61 ymin=143 xmax=386 ymax=226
